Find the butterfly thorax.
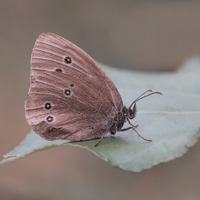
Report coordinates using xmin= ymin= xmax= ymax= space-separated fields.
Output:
xmin=108 ymin=106 xmax=127 ymax=134
xmin=109 ymin=105 xmax=137 ymax=135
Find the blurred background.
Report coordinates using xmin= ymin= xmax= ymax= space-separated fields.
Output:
xmin=0 ymin=1 xmax=200 ymax=199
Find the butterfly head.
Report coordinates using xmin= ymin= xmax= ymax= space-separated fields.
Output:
xmin=124 ymin=104 xmax=137 ymax=120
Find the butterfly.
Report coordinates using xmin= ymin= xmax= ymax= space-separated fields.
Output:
xmin=25 ymin=33 xmax=162 ymax=146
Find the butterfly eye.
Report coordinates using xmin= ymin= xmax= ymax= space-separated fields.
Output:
xmin=46 ymin=115 xmax=55 ymax=123
xmin=55 ymin=68 xmax=62 ymax=73
xmin=64 ymin=56 xmax=72 ymax=64
xmin=44 ymin=101 xmax=53 ymax=110
xmin=63 ymin=88 xmax=72 ymax=97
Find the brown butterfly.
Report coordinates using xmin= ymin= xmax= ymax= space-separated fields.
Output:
xmin=25 ymin=33 xmax=162 ymax=146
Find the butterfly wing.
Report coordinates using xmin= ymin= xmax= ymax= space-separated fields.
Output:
xmin=25 ymin=33 xmax=123 ymax=141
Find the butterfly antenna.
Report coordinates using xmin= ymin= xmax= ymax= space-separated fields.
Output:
xmin=129 ymin=90 xmax=162 ymax=109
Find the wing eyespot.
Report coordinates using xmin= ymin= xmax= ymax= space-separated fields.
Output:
xmin=55 ymin=68 xmax=62 ymax=72
xmin=43 ymin=101 xmax=53 ymax=111
xmin=63 ymin=88 xmax=73 ymax=97
xmin=46 ymin=115 xmax=55 ymax=123
xmin=70 ymin=83 xmax=75 ymax=88
xmin=64 ymin=56 xmax=72 ymax=64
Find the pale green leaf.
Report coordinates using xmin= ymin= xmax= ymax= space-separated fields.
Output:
xmin=1 ymin=58 xmax=200 ymax=172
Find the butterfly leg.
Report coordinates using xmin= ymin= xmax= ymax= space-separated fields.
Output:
xmin=121 ymin=124 xmax=138 ymax=132
xmin=127 ymin=118 xmax=152 ymax=142
xmin=121 ymin=127 xmax=132 ymax=131
xmin=94 ymin=131 xmax=108 ymax=147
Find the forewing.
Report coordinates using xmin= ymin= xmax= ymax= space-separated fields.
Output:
xmin=25 ymin=33 xmax=122 ymax=141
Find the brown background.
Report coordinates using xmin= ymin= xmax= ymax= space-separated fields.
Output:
xmin=0 ymin=1 xmax=200 ymax=199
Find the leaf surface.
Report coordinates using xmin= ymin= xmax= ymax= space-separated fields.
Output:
xmin=1 ymin=58 xmax=200 ymax=172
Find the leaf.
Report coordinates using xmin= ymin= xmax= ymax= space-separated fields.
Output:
xmin=1 ymin=58 xmax=200 ymax=172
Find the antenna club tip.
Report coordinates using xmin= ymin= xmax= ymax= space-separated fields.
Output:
xmin=153 ymin=91 xmax=163 ymax=96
